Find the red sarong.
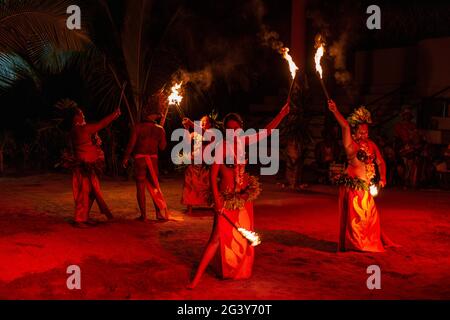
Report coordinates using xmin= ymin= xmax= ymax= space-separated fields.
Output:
xmin=338 ymin=186 xmax=385 ymax=252
xmin=72 ymin=167 xmax=110 ymax=222
xmin=215 ymin=202 xmax=255 ymax=279
xmin=134 ymin=154 xmax=167 ymax=210
xmin=181 ymin=165 xmax=212 ymax=207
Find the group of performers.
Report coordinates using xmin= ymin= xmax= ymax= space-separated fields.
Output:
xmin=61 ymin=96 xmax=396 ymax=289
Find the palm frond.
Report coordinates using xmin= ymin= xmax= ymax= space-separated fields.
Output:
xmin=0 ymin=52 xmax=42 ymax=91
xmin=0 ymin=0 xmax=92 ymax=92
xmin=69 ymin=46 xmax=130 ymax=117
xmin=121 ymin=0 xmax=153 ymax=114
xmin=0 ymin=0 xmax=91 ymax=63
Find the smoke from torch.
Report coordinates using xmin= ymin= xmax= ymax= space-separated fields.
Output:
xmin=258 ymin=25 xmax=299 ymax=102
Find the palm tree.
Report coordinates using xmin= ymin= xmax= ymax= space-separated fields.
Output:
xmin=0 ymin=0 xmax=90 ymax=86
xmin=91 ymin=0 xmax=183 ymax=125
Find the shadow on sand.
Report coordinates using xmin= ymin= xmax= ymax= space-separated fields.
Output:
xmin=262 ymin=229 xmax=337 ymax=253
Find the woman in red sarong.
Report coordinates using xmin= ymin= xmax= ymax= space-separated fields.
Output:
xmin=328 ymin=100 xmax=398 ymax=252
xmin=62 ymin=103 xmax=120 ymax=227
xmin=188 ymin=103 xmax=289 ymax=288
xmin=180 ymin=116 xmax=215 ymax=213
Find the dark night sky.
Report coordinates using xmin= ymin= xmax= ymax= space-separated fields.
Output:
xmin=2 ymin=0 xmax=449 ymax=123
xmin=0 ymin=0 xmax=449 ymax=172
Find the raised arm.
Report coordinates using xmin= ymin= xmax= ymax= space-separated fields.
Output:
xmin=244 ymin=102 xmax=290 ymax=145
xmin=327 ymin=100 xmax=355 ymax=156
xmin=372 ymin=142 xmax=387 ymax=187
xmin=86 ymin=108 xmax=121 ymax=134
xmin=122 ymin=126 xmax=137 ymax=168
xmin=265 ymin=102 xmax=290 ymax=132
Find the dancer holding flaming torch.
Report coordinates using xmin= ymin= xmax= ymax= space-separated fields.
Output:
xmin=122 ymin=93 xmax=170 ymax=221
xmin=180 ymin=115 xmax=218 ymax=214
xmin=327 ymin=100 xmax=399 ymax=251
xmin=313 ymin=35 xmax=397 ymax=250
xmin=188 ymin=103 xmax=289 ymax=289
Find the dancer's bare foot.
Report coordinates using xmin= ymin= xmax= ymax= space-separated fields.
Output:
xmin=85 ymin=219 xmax=100 ymax=226
xmin=156 ymin=210 xmax=169 ymax=221
xmin=187 ymin=282 xmax=196 ymax=290
xmin=104 ymin=211 xmax=114 ymax=220
xmin=156 ymin=212 xmax=169 ymax=221
xmin=72 ymin=221 xmax=91 ymax=228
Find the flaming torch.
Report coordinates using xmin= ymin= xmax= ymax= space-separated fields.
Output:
xmin=281 ymin=47 xmax=299 ymax=102
xmin=369 ymin=184 xmax=379 ymax=197
xmin=314 ymin=39 xmax=330 ymax=100
xmin=168 ymin=82 xmax=183 ymax=106
xmin=220 ymin=209 xmax=261 ymax=247
xmin=161 ymin=81 xmax=184 ymax=126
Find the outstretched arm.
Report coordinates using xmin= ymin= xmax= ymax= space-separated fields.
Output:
xmin=86 ymin=109 xmax=121 ymax=134
xmin=244 ymin=102 xmax=290 ymax=145
xmin=264 ymin=102 xmax=290 ymax=132
xmin=327 ymin=100 xmax=355 ymax=156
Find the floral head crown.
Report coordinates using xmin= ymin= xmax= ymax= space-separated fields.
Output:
xmin=55 ymin=98 xmax=78 ymax=110
xmin=347 ymin=106 xmax=372 ymax=127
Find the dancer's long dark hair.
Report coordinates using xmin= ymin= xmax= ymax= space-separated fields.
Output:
xmin=223 ymin=112 xmax=243 ymax=129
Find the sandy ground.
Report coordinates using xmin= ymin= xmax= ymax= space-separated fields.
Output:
xmin=0 ymin=173 xmax=449 ymax=300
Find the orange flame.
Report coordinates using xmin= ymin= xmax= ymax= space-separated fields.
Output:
xmin=168 ymin=82 xmax=183 ymax=105
xmin=281 ymin=47 xmax=298 ymax=80
xmin=369 ymin=184 xmax=379 ymax=197
xmin=314 ymin=44 xmax=325 ymax=79
xmin=238 ymin=227 xmax=261 ymax=246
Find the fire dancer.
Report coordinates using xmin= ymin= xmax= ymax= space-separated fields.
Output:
xmin=180 ymin=115 xmax=217 ymax=214
xmin=327 ymin=100 xmax=398 ymax=252
xmin=63 ymin=103 xmax=120 ymax=227
xmin=188 ymin=103 xmax=290 ymax=289
xmin=122 ymin=107 xmax=169 ymax=221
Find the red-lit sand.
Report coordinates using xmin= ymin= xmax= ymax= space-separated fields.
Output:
xmin=0 ymin=173 xmax=449 ymax=299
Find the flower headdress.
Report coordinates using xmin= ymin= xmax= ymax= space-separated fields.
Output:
xmin=55 ymin=98 xmax=78 ymax=110
xmin=208 ymin=109 xmax=223 ymax=130
xmin=347 ymin=106 xmax=372 ymax=127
